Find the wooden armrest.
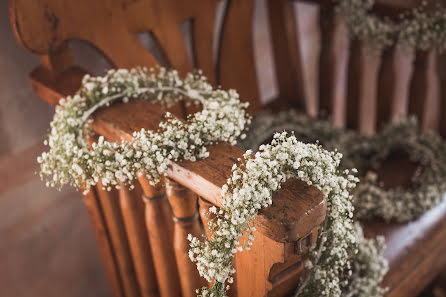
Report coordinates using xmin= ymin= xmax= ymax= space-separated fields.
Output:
xmin=92 ymin=99 xmax=326 ymax=242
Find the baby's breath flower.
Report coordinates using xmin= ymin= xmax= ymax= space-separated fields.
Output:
xmin=189 ymin=132 xmax=372 ymax=297
xmin=38 ymin=67 xmax=250 ymax=193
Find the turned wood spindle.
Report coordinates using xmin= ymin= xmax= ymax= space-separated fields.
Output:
xmin=346 ymin=40 xmax=381 ymax=134
xmin=96 ymin=181 xmax=141 ymax=297
xmin=138 ymin=176 xmax=181 ymax=297
xmin=377 ymin=47 xmax=397 ymax=127
xmin=82 ymin=187 xmax=124 ymax=297
xmin=437 ymin=53 xmax=446 ymax=138
xmin=165 ymin=178 xmax=207 ymax=297
xmin=408 ymin=51 xmax=439 ymax=132
xmin=267 ymin=0 xmax=307 ymax=110
xmin=118 ymin=184 xmax=159 ymax=297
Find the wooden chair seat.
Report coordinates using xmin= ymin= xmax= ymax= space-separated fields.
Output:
xmin=362 ymin=199 xmax=446 ymax=297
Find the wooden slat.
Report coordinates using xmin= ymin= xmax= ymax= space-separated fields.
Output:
xmin=165 ymin=178 xmax=206 ymax=297
xmin=218 ymin=0 xmax=261 ymax=114
xmin=376 ymin=47 xmax=397 ymax=127
xmin=138 ymin=177 xmax=181 ymax=297
xmin=82 ymin=187 xmax=124 ymax=297
xmin=91 ymin=99 xmax=326 ymax=243
xmin=408 ymin=51 xmax=440 ymax=132
xmin=318 ymin=10 xmax=349 ymax=127
xmin=346 ymin=40 xmax=362 ymax=130
xmin=96 ymin=182 xmax=141 ymax=297
xmin=438 ymin=53 xmax=446 ymax=138
xmin=346 ymin=40 xmax=381 ymax=134
xmin=267 ymin=0 xmax=306 ymax=111
xmin=118 ymin=185 xmax=159 ymax=297
xmin=191 ymin=1 xmax=218 ymax=85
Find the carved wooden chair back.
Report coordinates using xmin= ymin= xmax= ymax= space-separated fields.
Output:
xmin=9 ymin=0 xmax=263 ymax=112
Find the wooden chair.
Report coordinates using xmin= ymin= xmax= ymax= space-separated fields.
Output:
xmin=9 ymin=0 xmax=446 ymax=296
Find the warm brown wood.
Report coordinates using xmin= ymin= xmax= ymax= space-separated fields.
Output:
xmin=91 ymin=99 xmax=327 ymax=243
xmin=139 ymin=177 xmax=181 ymax=297
xmin=165 ymin=178 xmax=206 ymax=297
xmin=377 ymin=47 xmax=397 ymax=127
xmin=197 ymin=197 xmax=239 ymax=296
xmin=318 ymin=8 xmax=336 ymax=118
xmin=346 ymin=40 xmax=363 ymax=130
xmin=9 ymin=0 xmax=265 ymax=111
xmin=118 ymin=184 xmax=159 ymax=297
xmin=439 ymin=54 xmax=446 ymax=138
xmin=12 ymin=0 xmax=446 ymax=296
xmin=360 ymin=156 xmax=446 ymax=297
xmin=235 ymin=229 xmax=304 ymax=297
xmin=346 ymin=40 xmax=381 ymax=134
xmin=267 ymin=0 xmax=306 ymax=110
xmin=362 ymin=198 xmax=446 ymax=297
xmin=96 ymin=182 xmax=141 ymax=297
xmin=408 ymin=51 xmax=440 ymax=132
xmin=318 ymin=10 xmax=350 ymax=127
xmin=218 ymin=0 xmax=261 ymax=114
xmin=82 ymin=187 xmax=124 ymax=297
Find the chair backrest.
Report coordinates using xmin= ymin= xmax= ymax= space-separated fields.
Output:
xmin=9 ymin=0 xmax=446 ymax=135
xmin=9 ymin=0 xmax=263 ymax=113
xmin=269 ymin=0 xmax=446 ymax=137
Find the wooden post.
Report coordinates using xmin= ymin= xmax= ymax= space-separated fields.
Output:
xmin=118 ymin=184 xmax=159 ymax=297
xmin=82 ymin=187 xmax=124 ymax=297
xmin=347 ymin=40 xmax=381 ymax=134
xmin=377 ymin=47 xmax=397 ymax=127
xmin=96 ymin=182 xmax=141 ymax=297
xmin=138 ymin=176 xmax=181 ymax=297
xmin=165 ymin=178 xmax=207 ymax=297
xmin=408 ymin=51 xmax=439 ymax=132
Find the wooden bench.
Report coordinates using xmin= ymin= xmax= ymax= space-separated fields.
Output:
xmin=9 ymin=0 xmax=446 ymax=296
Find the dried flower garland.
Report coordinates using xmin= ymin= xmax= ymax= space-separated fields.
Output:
xmin=240 ymin=111 xmax=446 ymax=223
xmin=337 ymin=0 xmax=446 ymax=51
xmin=189 ymin=132 xmax=388 ymax=297
xmin=38 ymin=67 xmax=250 ymax=193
